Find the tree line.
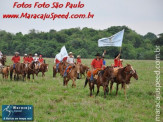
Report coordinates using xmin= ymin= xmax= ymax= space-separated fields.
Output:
xmin=0 ymin=26 xmax=162 ymax=60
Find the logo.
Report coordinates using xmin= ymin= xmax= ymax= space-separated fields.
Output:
xmin=2 ymin=105 xmax=33 ymax=121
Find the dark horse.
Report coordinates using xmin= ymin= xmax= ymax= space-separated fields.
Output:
xmin=0 ymin=55 xmax=6 ymax=66
xmin=110 ymin=64 xmax=138 ymax=96
xmin=10 ymin=63 xmax=26 ymax=81
xmin=36 ymin=63 xmax=48 ymax=77
xmin=84 ymin=66 xmax=114 ymax=97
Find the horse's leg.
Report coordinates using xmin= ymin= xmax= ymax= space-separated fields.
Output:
xmin=10 ymin=69 xmax=13 ymax=81
xmin=32 ymin=73 xmax=34 ymax=82
xmin=110 ymin=81 xmax=113 ymax=94
xmin=89 ymin=82 xmax=93 ymax=97
xmin=63 ymin=77 xmax=66 ymax=86
xmin=103 ymin=85 xmax=106 ymax=98
xmin=96 ymin=85 xmax=100 ymax=96
xmin=116 ymin=83 xmax=119 ymax=96
xmin=121 ymin=83 xmax=123 ymax=90
xmin=106 ymin=84 xmax=109 ymax=95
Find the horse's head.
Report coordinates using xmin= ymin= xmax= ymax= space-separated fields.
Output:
xmin=124 ymin=64 xmax=135 ymax=75
xmin=132 ymin=70 xmax=138 ymax=80
xmin=76 ymin=64 xmax=81 ymax=74
xmin=44 ymin=64 xmax=49 ymax=72
xmin=3 ymin=55 xmax=6 ymax=62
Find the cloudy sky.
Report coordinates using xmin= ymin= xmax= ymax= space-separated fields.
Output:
xmin=0 ymin=0 xmax=162 ymax=35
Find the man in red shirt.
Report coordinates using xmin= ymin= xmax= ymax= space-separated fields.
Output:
xmin=11 ymin=52 xmax=20 ymax=69
xmin=114 ymin=53 xmax=120 ymax=67
xmin=38 ymin=55 xmax=44 ymax=64
xmin=76 ymin=55 xmax=81 ymax=64
xmin=90 ymin=53 xmax=103 ymax=81
xmin=28 ymin=54 xmax=33 ymax=63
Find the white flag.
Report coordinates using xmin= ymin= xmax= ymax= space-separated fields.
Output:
xmin=98 ymin=29 xmax=124 ymax=47
xmin=55 ymin=46 xmax=68 ymax=61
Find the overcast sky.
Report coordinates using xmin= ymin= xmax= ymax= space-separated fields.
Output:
xmin=0 ymin=0 xmax=162 ymax=35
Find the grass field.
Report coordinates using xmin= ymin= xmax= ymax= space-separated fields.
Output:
xmin=0 ymin=57 xmax=162 ymax=122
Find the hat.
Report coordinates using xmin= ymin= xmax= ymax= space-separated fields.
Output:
xmin=39 ymin=55 xmax=42 ymax=57
xmin=69 ymin=52 xmax=73 ymax=55
xmin=35 ymin=53 xmax=38 ymax=56
xmin=15 ymin=52 xmax=19 ymax=55
xmin=77 ymin=55 xmax=81 ymax=58
xmin=24 ymin=54 xmax=27 ymax=56
xmin=29 ymin=53 xmax=32 ymax=56
xmin=120 ymin=59 xmax=123 ymax=61
xmin=95 ymin=53 xmax=101 ymax=56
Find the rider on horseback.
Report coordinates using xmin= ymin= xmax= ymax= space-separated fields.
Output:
xmin=11 ymin=52 xmax=20 ymax=69
xmin=38 ymin=55 xmax=44 ymax=68
xmin=28 ymin=54 xmax=33 ymax=63
xmin=90 ymin=53 xmax=104 ymax=81
xmin=76 ymin=55 xmax=81 ymax=64
xmin=23 ymin=54 xmax=29 ymax=68
xmin=63 ymin=52 xmax=75 ymax=77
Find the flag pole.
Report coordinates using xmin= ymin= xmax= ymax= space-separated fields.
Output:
xmin=120 ymin=46 xmax=122 ymax=54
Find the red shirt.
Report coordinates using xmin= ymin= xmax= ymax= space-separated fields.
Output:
xmin=63 ymin=57 xmax=67 ymax=61
xmin=28 ymin=57 xmax=33 ymax=63
xmin=91 ymin=59 xmax=103 ymax=69
xmin=39 ymin=58 xmax=44 ymax=63
xmin=12 ymin=56 xmax=20 ymax=63
xmin=23 ymin=57 xmax=28 ymax=63
xmin=55 ymin=59 xmax=60 ymax=64
xmin=119 ymin=61 xmax=123 ymax=67
xmin=114 ymin=59 xmax=120 ymax=67
xmin=77 ymin=58 xmax=81 ymax=64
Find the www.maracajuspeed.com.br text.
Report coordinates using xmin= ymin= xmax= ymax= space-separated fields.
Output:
xmin=2 ymin=12 xmax=94 ymax=20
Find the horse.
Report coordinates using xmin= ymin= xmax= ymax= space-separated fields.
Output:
xmin=0 ymin=55 xmax=6 ymax=66
xmin=26 ymin=62 xmax=36 ymax=81
xmin=53 ymin=62 xmax=65 ymax=77
xmin=110 ymin=64 xmax=138 ymax=96
xmin=1 ymin=66 xmax=10 ymax=80
xmin=10 ymin=63 xmax=26 ymax=81
xmin=76 ymin=64 xmax=89 ymax=79
xmin=36 ymin=63 xmax=48 ymax=77
xmin=63 ymin=65 xmax=78 ymax=87
xmin=84 ymin=66 xmax=114 ymax=97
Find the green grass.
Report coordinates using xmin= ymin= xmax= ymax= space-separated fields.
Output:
xmin=0 ymin=57 xmax=163 ymax=122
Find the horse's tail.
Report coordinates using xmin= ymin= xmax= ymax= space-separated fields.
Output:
xmin=84 ymin=78 xmax=88 ymax=88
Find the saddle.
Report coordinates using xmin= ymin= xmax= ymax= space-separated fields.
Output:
xmin=87 ymin=68 xmax=102 ymax=78
xmin=66 ymin=66 xmax=73 ymax=73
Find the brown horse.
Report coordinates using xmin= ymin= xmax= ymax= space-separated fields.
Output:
xmin=10 ymin=63 xmax=26 ymax=81
xmin=53 ymin=62 xmax=65 ymax=77
xmin=80 ymin=64 xmax=89 ymax=78
xmin=36 ymin=63 xmax=48 ymax=77
xmin=84 ymin=66 xmax=114 ymax=97
xmin=26 ymin=62 xmax=36 ymax=81
xmin=110 ymin=64 xmax=138 ymax=96
xmin=0 ymin=55 xmax=6 ymax=66
xmin=63 ymin=65 xmax=78 ymax=87
xmin=1 ymin=66 xmax=10 ymax=79
xmin=76 ymin=64 xmax=89 ymax=79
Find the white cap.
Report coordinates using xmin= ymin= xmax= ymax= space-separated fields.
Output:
xmin=24 ymin=54 xmax=27 ymax=56
xmin=35 ymin=53 xmax=38 ymax=56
